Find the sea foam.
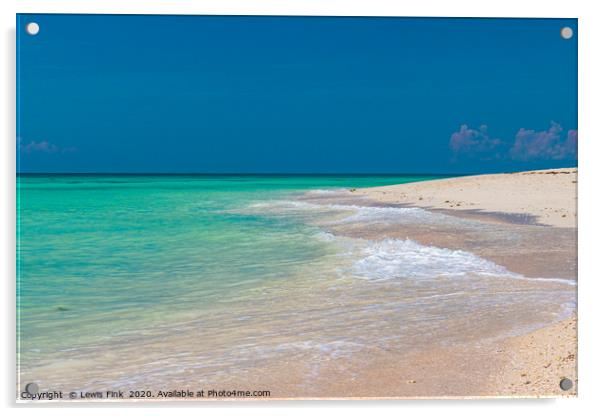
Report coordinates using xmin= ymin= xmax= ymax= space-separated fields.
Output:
xmin=351 ymin=238 xmax=516 ymax=281
xmin=242 ymin=198 xmax=575 ymax=286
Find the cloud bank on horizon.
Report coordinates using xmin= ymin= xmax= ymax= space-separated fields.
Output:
xmin=450 ymin=122 xmax=577 ymax=163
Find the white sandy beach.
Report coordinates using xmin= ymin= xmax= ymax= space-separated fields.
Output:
xmin=355 ymin=168 xmax=577 ymax=228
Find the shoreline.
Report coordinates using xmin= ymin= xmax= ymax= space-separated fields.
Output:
xmin=309 ymin=168 xmax=577 ymax=281
xmin=337 ymin=167 xmax=577 ymax=396
xmin=18 ymin=170 xmax=578 ymax=398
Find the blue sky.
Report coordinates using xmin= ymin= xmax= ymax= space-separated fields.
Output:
xmin=17 ymin=15 xmax=577 ymax=174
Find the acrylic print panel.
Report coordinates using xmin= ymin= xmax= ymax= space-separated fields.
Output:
xmin=16 ymin=14 xmax=577 ymax=401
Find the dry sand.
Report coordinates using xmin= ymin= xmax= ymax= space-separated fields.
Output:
xmin=355 ymin=168 xmax=577 ymax=228
xmin=492 ymin=315 xmax=577 ymax=397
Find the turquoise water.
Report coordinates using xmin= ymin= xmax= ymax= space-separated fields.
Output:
xmin=17 ymin=176 xmax=443 ymax=366
xmin=17 ymin=174 xmax=575 ymax=391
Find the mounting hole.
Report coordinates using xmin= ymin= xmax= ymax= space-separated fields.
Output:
xmin=25 ymin=382 xmax=39 ymax=395
xmin=560 ymin=27 xmax=573 ymax=40
xmin=559 ymin=378 xmax=573 ymax=391
xmin=26 ymin=22 xmax=40 ymax=36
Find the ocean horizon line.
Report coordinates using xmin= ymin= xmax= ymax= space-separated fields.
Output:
xmin=16 ymin=167 xmax=577 ymax=176
xmin=16 ymin=172 xmax=478 ymax=177
xmin=16 ymin=172 xmax=469 ymax=177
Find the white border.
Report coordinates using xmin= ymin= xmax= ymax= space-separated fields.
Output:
xmin=2 ymin=1 xmax=601 ymax=415
xmin=7 ymin=0 xmax=585 ymax=18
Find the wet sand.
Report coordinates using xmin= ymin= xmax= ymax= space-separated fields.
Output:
xmin=264 ymin=315 xmax=577 ymax=398
xmin=299 ymin=167 xmax=578 ymax=397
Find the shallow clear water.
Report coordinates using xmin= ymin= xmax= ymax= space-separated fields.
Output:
xmin=17 ymin=175 xmax=575 ymax=390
